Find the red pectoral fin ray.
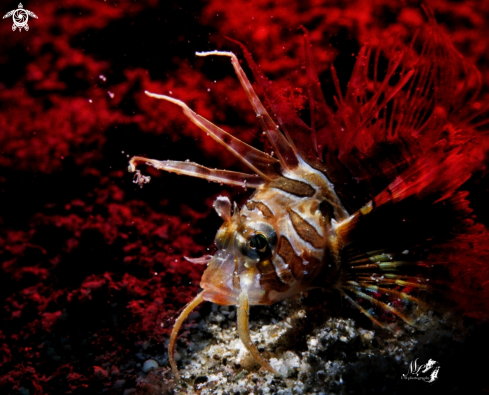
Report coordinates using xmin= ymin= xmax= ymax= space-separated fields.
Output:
xmin=313 ymin=17 xmax=489 ymax=212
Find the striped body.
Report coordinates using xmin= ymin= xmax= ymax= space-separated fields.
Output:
xmin=201 ymin=158 xmax=348 ymax=306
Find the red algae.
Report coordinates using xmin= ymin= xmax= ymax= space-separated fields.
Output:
xmin=1 ymin=0 xmax=489 ymax=394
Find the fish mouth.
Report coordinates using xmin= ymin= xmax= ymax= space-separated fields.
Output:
xmin=200 ymin=249 xmax=266 ymax=305
xmin=200 ymin=249 xmax=239 ymax=305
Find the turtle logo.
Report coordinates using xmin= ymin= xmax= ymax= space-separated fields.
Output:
xmin=3 ymin=3 xmax=38 ymax=32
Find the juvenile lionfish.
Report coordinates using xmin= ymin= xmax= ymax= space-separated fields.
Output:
xmin=129 ymin=11 xmax=489 ymax=381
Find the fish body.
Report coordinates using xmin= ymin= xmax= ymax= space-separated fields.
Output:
xmin=202 ymin=157 xmax=347 ymax=307
xmin=129 ymin=10 xmax=489 ymax=381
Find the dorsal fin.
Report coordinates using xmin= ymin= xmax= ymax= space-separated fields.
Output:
xmin=229 ymin=38 xmax=320 ymax=168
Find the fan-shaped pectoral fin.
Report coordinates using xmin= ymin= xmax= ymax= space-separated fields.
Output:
xmin=168 ymin=291 xmax=205 ymax=382
xmin=237 ymin=290 xmax=280 ymax=376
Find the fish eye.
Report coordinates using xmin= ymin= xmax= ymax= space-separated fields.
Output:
xmin=249 ymin=233 xmax=268 ymax=252
xmin=236 ymin=221 xmax=277 ymax=261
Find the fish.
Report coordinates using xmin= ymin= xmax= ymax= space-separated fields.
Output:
xmin=129 ymin=9 xmax=489 ymax=382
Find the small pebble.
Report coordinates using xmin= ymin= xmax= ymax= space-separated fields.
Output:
xmin=142 ymin=359 xmax=159 ymax=373
xmin=110 ymin=365 xmax=120 ymax=376
xmin=93 ymin=366 xmax=109 ymax=380
xmin=113 ymin=379 xmax=126 ymax=390
xmin=18 ymin=388 xmax=29 ymax=395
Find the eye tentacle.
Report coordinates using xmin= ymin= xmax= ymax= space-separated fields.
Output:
xmin=196 ymin=50 xmax=300 ymax=171
xmin=168 ymin=291 xmax=205 ymax=383
xmin=128 ymin=157 xmax=264 ymax=188
xmin=184 ymin=255 xmax=213 ymax=265
xmin=144 ymin=91 xmax=280 ymax=180
xmin=237 ymin=290 xmax=279 ymax=376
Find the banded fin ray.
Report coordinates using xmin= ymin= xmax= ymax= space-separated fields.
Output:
xmin=339 ymin=246 xmax=433 ymax=329
xmin=230 ymin=38 xmax=320 ymax=167
xmin=128 ymin=157 xmax=263 ymax=188
xmin=334 ymin=176 xmax=475 ymax=327
xmin=143 ymin=92 xmax=280 ymax=180
xmin=197 ymin=50 xmax=300 ymax=171
xmin=343 ymin=284 xmax=418 ymax=327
